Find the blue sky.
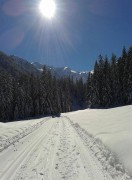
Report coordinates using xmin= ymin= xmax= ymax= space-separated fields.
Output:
xmin=0 ymin=0 xmax=132 ymax=71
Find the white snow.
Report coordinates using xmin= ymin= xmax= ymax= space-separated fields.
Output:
xmin=71 ymin=70 xmax=77 ymax=73
xmin=80 ymin=72 xmax=87 ymax=74
xmin=65 ymin=105 xmax=132 ymax=173
xmin=0 ymin=106 xmax=132 ymax=179
xmin=39 ymin=68 xmax=43 ymax=71
xmin=0 ymin=118 xmax=49 ymax=153
xmin=64 ymin=67 xmax=68 ymax=70
xmin=90 ymin=70 xmax=94 ymax=74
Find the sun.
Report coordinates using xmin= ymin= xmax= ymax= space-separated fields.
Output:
xmin=39 ymin=0 xmax=56 ymax=19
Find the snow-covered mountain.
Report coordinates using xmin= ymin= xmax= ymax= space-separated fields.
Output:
xmin=0 ymin=51 xmax=90 ymax=82
xmin=10 ymin=55 xmax=40 ymax=75
xmin=32 ymin=62 xmax=89 ymax=82
xmin=0 ymin=52 xmax=40 ymax=77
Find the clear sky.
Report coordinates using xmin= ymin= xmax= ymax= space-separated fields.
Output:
xmin=0 ymin=0 xmax=132 ymax=71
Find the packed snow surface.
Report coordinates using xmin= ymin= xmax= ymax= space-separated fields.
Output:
xmin=0 ymin=106 xmax=132 ymax=180
xmin=65 ymin=105 xmax=132 ymax=174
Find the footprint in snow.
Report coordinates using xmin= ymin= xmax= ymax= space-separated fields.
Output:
xmin=40 ymin=172 xmax=44 ymax=175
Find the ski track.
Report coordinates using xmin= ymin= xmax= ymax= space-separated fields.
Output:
xmin=0 ymin=116 xmax=131 ymax=180
xmin=0 ymin=118 xmax=49 ymax=152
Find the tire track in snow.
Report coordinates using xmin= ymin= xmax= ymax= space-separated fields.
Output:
xmin=66 ymin=116 xmax=131 ymax=180
xmin=0 ymin=116 xmax=131 ymax=180
xmin=0 ymin=118 xmax=56 ymax=180
xmin=54 ymin=117 xmax=113 ymax=180
xmin=0 ymin=118 xmax=49 ymax=152
xmin=13 ymin=119 xmax=61 ymax=180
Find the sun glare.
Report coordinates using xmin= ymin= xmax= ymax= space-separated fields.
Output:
xmin=39 ymin=0 xmax=56 ymax=19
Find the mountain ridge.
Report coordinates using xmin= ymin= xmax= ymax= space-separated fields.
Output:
xmin=32 ymin=62 xmax=89 ymax=82
xmin=0 ymin=51 xmax=89 ymax=82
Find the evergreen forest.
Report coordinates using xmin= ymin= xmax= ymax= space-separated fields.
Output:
xmin=0 ymin=46 xmax=132 ymax=122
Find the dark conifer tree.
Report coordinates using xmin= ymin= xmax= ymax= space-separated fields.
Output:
xmin=110 ymin=54 xmax=120 ymax=106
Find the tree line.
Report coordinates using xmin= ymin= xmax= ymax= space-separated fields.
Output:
xmin=0 ymin=46 xmax=132 ymax=122
xmin=86 ymin=46 xmax=132 ymax=108
xmin=0 ymin=62 xmax=85 ymax=122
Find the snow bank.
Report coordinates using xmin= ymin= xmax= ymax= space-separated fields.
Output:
xmin=0 ymin=123 xmax=7 ymax=128
xmin=70 ymin=121 xmax=131 ymax=179
xmin=64 ymin=105 xmax=132 ymax=173
xmin=0 ymin=117 xmax=49 ymax=152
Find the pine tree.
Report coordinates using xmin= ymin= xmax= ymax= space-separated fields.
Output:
xmin=110 ymin=54 xmax=120 ymax=106
xmin=0 ymin=71 xmax=13 ymax=122
xmin=126 ymin=47 xmax=132 ymax=104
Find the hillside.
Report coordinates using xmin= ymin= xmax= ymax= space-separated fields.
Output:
xmin=0 ymin=51 xmax=89 ymax=82
xmin=0 ymin=52 xmax=40 ymax=77
xmin=32 ymin=62 xmax=89 ymax=82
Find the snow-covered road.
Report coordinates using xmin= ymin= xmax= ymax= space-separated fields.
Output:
xmin=0 ymin=117 xmax=131 ymax=180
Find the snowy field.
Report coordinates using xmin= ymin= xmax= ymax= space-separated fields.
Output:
xmin=65 ymin=105 xmax=132 ymax=174
xmin=0 ymin=106 xmax=132 ymax=180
